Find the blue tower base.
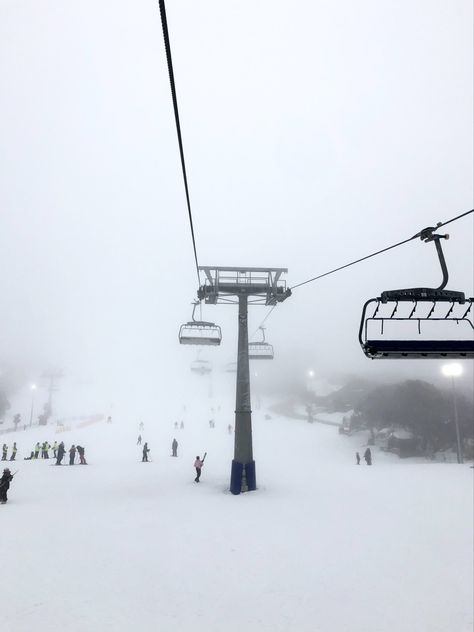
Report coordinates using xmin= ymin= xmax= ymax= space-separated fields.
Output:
xmin=230 ymin=460 xmax=256 ymax=494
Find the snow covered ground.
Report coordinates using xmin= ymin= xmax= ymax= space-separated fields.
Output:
xmin=1 ymin=376 xmax=473 ymax=632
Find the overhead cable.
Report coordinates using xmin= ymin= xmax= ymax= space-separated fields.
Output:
xmin=250 ymin=306 xmax=276 ymax=341
xmin=291 ymin=209 xmax=474 ymax=290
xmin=158 ymin=0 xmax=201 ymax=285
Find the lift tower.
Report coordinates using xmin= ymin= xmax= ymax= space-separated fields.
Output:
xmin=198 ymin=267 xmax=290 ymax=494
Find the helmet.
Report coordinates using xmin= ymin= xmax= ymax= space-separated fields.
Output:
xmin=3 ymin=468 xmax=10 ymax=473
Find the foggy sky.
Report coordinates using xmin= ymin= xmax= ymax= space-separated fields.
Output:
xmin=0 ymin=0 xmax=473 ymax=398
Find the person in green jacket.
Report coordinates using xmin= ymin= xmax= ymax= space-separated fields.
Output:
xmin=10 ymin=443 xmax=17 ymax=461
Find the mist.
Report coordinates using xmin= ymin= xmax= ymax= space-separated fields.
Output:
xmin=1 ymin=0 xmax=472 ymax=406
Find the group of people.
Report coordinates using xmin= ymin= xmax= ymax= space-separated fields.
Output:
xmin=138 ymin=436 xmax=205 ymax=482
xmin=2 ymin=443 xmax=17 ymax=461
xmin=356 ymin=448 xmax=372 ymax=465
xmin=22 ymin=441 xmax=88 ymax=465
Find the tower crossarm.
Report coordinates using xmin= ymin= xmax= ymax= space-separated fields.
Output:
xmin=197 ymin=266 xmax=290 ymax=305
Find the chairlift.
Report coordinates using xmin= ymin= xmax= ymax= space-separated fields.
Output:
xmin=249 ymin=327 xmax=274 ymax=360
xmin=359 ymin=226 xmax=474 ymax=359
xmin=179 ymin=301 xmax=222 ymax=346
xmin=190 ymin=359 xmax=212 ymax=375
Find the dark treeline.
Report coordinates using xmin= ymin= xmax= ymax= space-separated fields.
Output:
xmin=317 ymin=378 xmax=473 ymax=456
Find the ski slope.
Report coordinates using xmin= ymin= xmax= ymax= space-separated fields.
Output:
xmin=1 ymin=379 xmax=473 ymax=632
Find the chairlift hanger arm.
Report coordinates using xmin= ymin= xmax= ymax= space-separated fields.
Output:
xmin=413 ymin=223 xmax=449 ymax=290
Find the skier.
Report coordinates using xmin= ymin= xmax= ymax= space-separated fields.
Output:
xmin=137 ymin=435 xmax=142 ymax=446
xmin=69 ymin=445 xmax=76 ymax=465
xmin=52 ymin=441 xmax=58 ymax=458
xmin=10 ymin=443 xmax=17 ymax=461
xmin=2 ymin=444 xmax=7 ymax=461
xmin=194 ymin=454 xmax=205 ymax=483
xmin=56 ymin=441 xmax=65 ymax=465
xmin=34 ymin=442 xmax=40 ymax=459
xmin=171 ymin=438 xmax=178 ymax=457
xmin=77 ymin=445 xmax=87 ymax=465
xmin=0 ymin=468 xmax=14 ymax=504
xmin=142 ymin=443 xmax=150 ymax=462
xmin=356 ymin=452 xmax=361 ymax=465
xmin=364 ymin=447 xmax=372 ymax=466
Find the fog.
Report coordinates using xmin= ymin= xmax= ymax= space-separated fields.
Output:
xmin=1 ymin=0 xmax=473 ymax=404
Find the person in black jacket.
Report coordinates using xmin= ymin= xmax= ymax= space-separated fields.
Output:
xmin=171 ymin=438 xmax=178 ymax=457
xmin=77 ymin=445 xmax=87 ymax=465
xmin=142 ymin=443 xmax=150 ymax=462
xmin=0 ymin=468 xmax=14 ymax=503
xmin=364 ymin=447 xmax=372 ymax=465
xmin=69 ymin=445 xmax=76 ymax=465
xmin=56 ymin=442 xmax=65 ymax=465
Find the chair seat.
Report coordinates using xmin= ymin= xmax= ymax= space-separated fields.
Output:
xmin=364 ymin=339 xmax=474 ymax=358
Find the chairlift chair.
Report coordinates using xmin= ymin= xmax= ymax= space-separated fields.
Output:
xmin=249 ymin=326 xmax=274 ymax=360
xmin=190 ymin=359 xmax=212 ymax=375
xmin=359 ymin=226 xmax=474 ymax=359
xmin=179 ymin=301 xmax=222 ymax=346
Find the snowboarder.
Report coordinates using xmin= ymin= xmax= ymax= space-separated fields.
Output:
xmin=356 ymin=452 xmax=361 ymax=465
xmin=2 ymin=444 xmax=7 ymax=461
xmin=69 ymin=445 xmax=76 ymax=465
xmin=194 ymin=454 xmax=205 ymax=482
xmin=24 ymin=451 xmax=34 ymax=460
xmin=137 ymin=435 xmax=142 ymax=446
xmin=56 ymin=442 xmax=65 ymax=465
xmin=171 ymin=438 xmax=178 ymax=457
xmin=142 ymin=443 xmax=150 ymax=462
xmin=34 ymin=442 xmax=40 ymax=459
xmin=364 ymin=447 xmax=372 ymax=466
xmin=77 ymin=445 xmax=87 ymax=465
xmin=52 ymin=441 xmax=58 ymax=458
xmin=0 ymin=468 xmax=14 ymax=504
xmin=10 ymin=443 xmax=17 ymax=461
